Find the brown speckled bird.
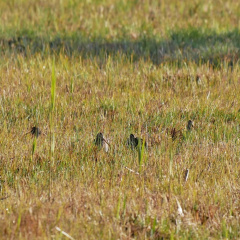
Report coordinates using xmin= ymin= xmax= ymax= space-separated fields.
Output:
xmin=94 ymin=132 xmax=110 ymax=152
xmin=25 ymin=126 xmax=41 ymax=138
xmin=187 ymin=120 xmax=193 ymax=131
xmin=127 ymin=134 xmax=147 ymax=150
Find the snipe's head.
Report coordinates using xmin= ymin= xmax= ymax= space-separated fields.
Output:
xmin=130 ymin=134 xmax=135 ymax=141
xmin=95 ymin=132 xmax=104 ymax=147
xmin=187 ymin=120 xmax=193 ymax=131
xmin=31 ymin=126 xmax=41 ymax=137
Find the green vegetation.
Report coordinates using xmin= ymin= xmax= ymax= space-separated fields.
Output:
xmin=0 ymin=0 xmax=240 ymax=239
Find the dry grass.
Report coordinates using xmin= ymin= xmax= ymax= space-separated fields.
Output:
xmin=0 ymin=0 xmax=240 ymax=239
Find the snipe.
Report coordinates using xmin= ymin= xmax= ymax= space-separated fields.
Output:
xmin=25 ymin=126 xmax=41 ymax=138
xmin=127 ymin=134 xmax=147 ymax=149
xmin=94 ymin=132 xmax=110 ymax=152
xmin=187 ymin=120 xmax=193 ymax=131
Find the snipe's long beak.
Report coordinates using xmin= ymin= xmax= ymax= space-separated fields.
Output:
xmin=23 ymin=130 xmax=32 ymax=136
xmin=103 ymin=138 xmax=110 ymax=147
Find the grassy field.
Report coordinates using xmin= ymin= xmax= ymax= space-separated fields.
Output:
xmin=0 ymin=0 xmax=240 ymax=239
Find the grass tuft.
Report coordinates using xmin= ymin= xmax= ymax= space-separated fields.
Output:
xmin=0 ymin=0 xmax=240 ymax=239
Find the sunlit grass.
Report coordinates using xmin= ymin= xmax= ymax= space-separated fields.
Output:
xmin=0 ymin=0 xmax=240 ymax=239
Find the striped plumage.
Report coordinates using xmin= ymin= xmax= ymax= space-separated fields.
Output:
xmin=187 ymin=120 xmax=193 ymax=131
xmin=94 ymin=132 xmax=109 ymax=152
xmin=127 ymin=134 xmax=147 ymax=149
xmin=30 ymin=126 xmax=41 ymax=138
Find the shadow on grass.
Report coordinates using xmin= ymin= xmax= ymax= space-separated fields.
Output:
xmin=1 ymin=28 xmax=239 ymax=66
